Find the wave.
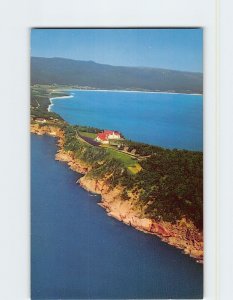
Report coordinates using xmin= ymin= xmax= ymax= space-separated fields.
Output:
xmin=48 ymin=94 xmax=74 ymax=112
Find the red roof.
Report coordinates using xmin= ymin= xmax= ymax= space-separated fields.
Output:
xmin=97 ymin=130 xmax=121 ymax=141
xmin=96 ymin=132 xmax=108 ymax=141
xmin=103 ymin=130 xmax=121 ymax=136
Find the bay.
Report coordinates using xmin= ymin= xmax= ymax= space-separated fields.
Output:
xmin=50 ymin=90 xmax=203 ymax=151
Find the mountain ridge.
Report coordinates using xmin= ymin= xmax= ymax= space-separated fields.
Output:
xmin=34 ymin=56 xmax=203 ymax=73
xmin=31 ymin=57 xmax=203 ymax=94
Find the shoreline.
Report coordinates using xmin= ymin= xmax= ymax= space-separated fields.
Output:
xmin=57 ymin=88 xmax=203 ymax=96
xmin=48 ymin=94 xmax=74 ymax=112
xmin=30 ymin=124 xmax=203 ymax=263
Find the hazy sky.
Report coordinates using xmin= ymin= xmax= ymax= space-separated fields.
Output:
xmin=31 ymin=28 xmax=203 ymax=72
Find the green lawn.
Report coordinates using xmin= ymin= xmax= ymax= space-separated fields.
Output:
xmin=80 ymin=131 xmax=97 ymax=139
xmin=105 ymin=147 xmax=141 ymax=174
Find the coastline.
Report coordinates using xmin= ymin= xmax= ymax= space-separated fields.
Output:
xmin=30 ymin=124 xmax=203 ymax=263
xmin=48 ymin=94 xmax=74 ymax=112
xmin=57 ymin=88 xmax=203 ymax=96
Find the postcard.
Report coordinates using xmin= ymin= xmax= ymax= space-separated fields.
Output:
xmin=31 ymin=28 xmax=203 ymax=299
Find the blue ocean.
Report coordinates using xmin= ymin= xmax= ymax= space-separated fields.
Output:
xmin=50 ymin=90 xmax=203 ymax=151
xmin=31 ymin=135 xmax=203 ymax=299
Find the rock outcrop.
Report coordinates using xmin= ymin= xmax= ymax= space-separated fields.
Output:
xmin=79 ymin=176 xmax=203 ymax=262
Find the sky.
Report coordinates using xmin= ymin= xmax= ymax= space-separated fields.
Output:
xmin=31 ymin=28 xmax=203 ymax=72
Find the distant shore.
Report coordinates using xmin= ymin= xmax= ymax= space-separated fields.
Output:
xmin=55 ymin=87 xmax=203 ymax=96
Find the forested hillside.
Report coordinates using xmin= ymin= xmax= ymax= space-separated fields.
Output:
xmin=31 ymin=57 xmax=203 ymax=94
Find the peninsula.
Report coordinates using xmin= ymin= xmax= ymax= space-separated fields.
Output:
xmin=31 ymin=85 xmax=203 ymax=262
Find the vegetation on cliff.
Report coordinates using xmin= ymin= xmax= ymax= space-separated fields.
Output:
xmin=62 ymin=125 xmax=203 ymax=229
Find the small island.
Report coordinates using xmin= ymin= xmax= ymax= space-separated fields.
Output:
xmin=31 ymin=84 xmax=203 ymax=263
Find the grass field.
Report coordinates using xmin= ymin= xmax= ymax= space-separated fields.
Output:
xmin=104 ymin=147 xmax=141 ymax=174
xmin=79 ymin=131 xmax=97 ymax=139
xmin=67 ymin=129 xmax=141 ymax=174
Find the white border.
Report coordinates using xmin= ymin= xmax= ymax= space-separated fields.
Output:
xmin=0 ymin=0 xmax=219 ymax=299
xmin=219 ymin=1 xmax=233 ymax=299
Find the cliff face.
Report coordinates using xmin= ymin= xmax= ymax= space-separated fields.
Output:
xmin=79 ymin=176 xmax=203 ymax=261
xmin=56 ymin=150 xmax=90 ymax=174
xmin=31 ymin=124 xmax=64 ymax=138
xmin=31 ymin=124 xmax=203 ymax=263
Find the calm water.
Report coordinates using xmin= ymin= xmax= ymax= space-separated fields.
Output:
xmin=50 ymin=90 xmax=203 ymax=151
xmin=31 ymin=134 xmax=203 ymax=299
